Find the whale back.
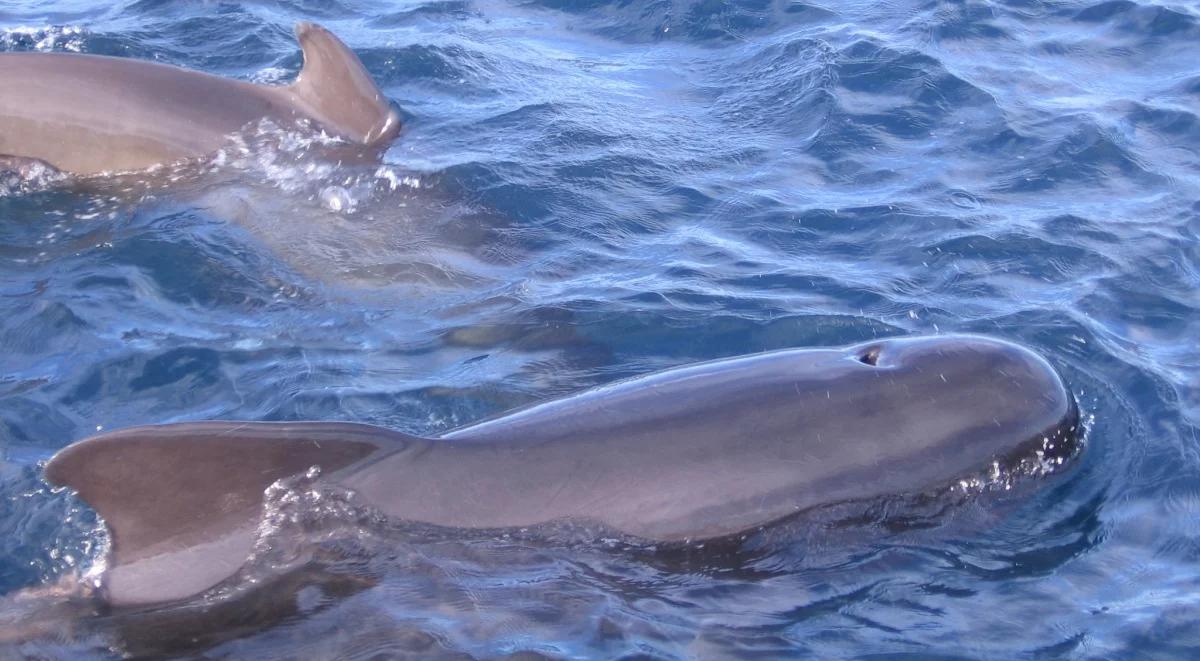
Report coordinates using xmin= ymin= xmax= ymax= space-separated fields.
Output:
xmin=358 ymin=335 xmax=1080 ymax=541
xmin=0 ymin=22 xmax=399 ymax=174
xmin=0 ymin=51 xmax=273 ymax=173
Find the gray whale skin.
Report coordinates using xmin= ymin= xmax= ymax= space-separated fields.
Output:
xmin=45 ymin=334 xmax=1079 ymax=608
xmin=0 ymin=22 xmax=399 ymax=175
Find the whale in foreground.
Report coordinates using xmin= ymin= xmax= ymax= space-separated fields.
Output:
xmin=45 ymin=335 xmax=1079 ymax=608
xmin=0 ymin=22 xmax=400 ymax=175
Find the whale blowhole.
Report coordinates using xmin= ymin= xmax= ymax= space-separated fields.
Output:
xmin=856 ymin=345 xmax=882 ymax=366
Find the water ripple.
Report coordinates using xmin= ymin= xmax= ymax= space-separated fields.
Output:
xmin=1 ymin=0 xmax=1198 ymax=656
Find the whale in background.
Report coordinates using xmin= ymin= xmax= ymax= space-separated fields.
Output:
xmin=0 ymin=22 xmax=400 ymax=175
xmin=44 ymin=335 xmax=1080 ymax=609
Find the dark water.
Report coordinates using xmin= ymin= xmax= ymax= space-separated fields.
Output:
xmin=2 ymin=0 xmax=1198 ymax=657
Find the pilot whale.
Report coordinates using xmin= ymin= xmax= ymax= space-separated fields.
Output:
xmin=45 ymin=335 xmax=1079 ymax=608
xmin=0 ymin=22 xmax=400 ymax=175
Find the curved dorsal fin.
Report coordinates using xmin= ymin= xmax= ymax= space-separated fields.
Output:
xmin=287 ymin=22 xmax=401 ymax=146
xmin=44 ymin=421 xmax=413 ymax=606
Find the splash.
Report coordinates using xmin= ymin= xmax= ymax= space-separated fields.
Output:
xmin=954 ymin=403 xmax=1094 ymax=496
xmin=203 ymin=118 xmax=424 ymax=214
xmin=215 ymin=466 xmax=389 ymax=597
xmin=0 ymin=159 xmax=69 ymax=197
xmin=0 ymin=25 xmax=86 ymax=52
xmin=13 ymin=478 xmax=109 ymax=591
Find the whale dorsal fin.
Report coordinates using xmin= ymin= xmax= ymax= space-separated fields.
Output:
xmin=44 ymin=421 xmax=413 ymax=606
xmin=287 ymin=22 xmax=401 ymax=146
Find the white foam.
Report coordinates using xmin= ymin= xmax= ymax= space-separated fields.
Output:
xmin=0 ymin=25 xmax=86 ymax=52
xmin=954 ymin=407 xmax=1094 ymax=496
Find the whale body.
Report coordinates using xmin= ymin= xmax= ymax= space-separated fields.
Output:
xmin=0 ymin=22 xmax=400 ymax=175
xmin=45 ymin=335 xmax=1080 ymax=608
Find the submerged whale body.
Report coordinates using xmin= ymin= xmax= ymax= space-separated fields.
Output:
xmin=0 ymin=22 xmax=400 ymax=175
xmin=45 ymin=335 xmax=1079 ymax=608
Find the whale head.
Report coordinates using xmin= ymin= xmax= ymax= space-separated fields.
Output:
xmin=781 ymin=334 xmax=1080 ymax=492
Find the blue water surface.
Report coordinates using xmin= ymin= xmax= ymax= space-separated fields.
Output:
xmin=1 ymin=0 xmax=1199 ymax=657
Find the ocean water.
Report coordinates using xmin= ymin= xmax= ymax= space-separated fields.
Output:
xmin=1 ymin=0 xmax=1198 ymax=657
